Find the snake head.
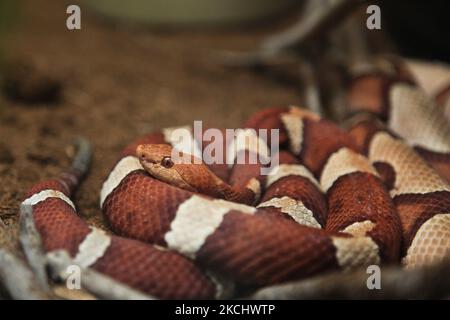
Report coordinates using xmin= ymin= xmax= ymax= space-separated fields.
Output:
xmin=136 ymin=144 xmax=196 ymax=191
xmin=136 ymin=143 xmax=227 ymax=196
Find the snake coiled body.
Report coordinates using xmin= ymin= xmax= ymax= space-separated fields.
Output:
xmin=347 ymin=59 xmax=450 ymax=182
xmin=347 ymin=58 xmax=450 ymax=268
xmin=21 ymin=59 xmax=450 ymax=299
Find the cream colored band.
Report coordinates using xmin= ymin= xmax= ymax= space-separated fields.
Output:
xmin=331 ymin=236 xmax=380 ymax=271
xmin=22 ymin=189 xmax=75 ymax=210
xmin=320 ymin=148 xmax=378 ymax=192
xmin=73 ymin=227 xmax=112 ymax=268
xmin=369 ymin=132 xmax=450 ymax=197
xmin=402 ymin=213 xmax=450 ymax=269
xmin=388 ymin=84 xmax=450 ymax=153
xmin=165 ymin=195 xmax=255 ymax=259
xmin=279 ymin=106 xmax=320 ymax=156
xmin=258 ymin=196 xmax=321 ymax=228
xmin=341 ymin=220 xmax=376 ymax=237
xmin=100 ymin=156 xmax=143 ymax=207
xmin=405 ymin=59 xmax=450 ymax=97
xmin=245 ymin=178 xmax=261 ymax=203
xmin=280 ymin=113 xmax=304 ymax=155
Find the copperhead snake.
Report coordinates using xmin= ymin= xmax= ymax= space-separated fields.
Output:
xmin=21 ymin=58 xmax=450 ymax=299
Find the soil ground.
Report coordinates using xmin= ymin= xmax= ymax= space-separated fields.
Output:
xmin=0 ymin=0 xmax=301 ymax=238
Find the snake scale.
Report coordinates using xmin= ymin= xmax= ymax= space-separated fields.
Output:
xmin=21 ymin=58 xmax=450 ymax=299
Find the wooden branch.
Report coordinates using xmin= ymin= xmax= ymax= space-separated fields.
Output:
xmin=246 ymin=260 xmax=450 ymax=299
xmin=219 ymin=0 xmax=363 ymax=67
xmin=19 ymin=204 xmax=51 ymax=292
xmin=46 ymin=250 xmax=155 ymax=300
xmin=0 ymin=248 xmax=49 ymax=299
xmin=262 ymin=0 xmax=362 ymax=55
xmin=298 ymin=61 xmax=323 ymax=116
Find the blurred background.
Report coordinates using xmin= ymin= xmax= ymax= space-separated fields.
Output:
xmin=0 ymin=0 xmax=448 ymax=233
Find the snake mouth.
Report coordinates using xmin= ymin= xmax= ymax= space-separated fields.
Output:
xmin=138 ymin=156 xmax=158 ymax=174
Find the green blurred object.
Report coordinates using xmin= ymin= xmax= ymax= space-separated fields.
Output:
xmin=0 ymin=0 xmax=20 ymax=113
xmin=0 ymin=0 xmax=20 ymax=64
xmin=0 ymin=0 xmax=18 ymax=31
xmin=84 ymin=0 xmax=300 ymax=27
xmin=0 ymin=0 xmax=19 ymax=40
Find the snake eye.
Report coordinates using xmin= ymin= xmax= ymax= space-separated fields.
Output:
xmin=161 ymin=156 xmax=174 ymax=168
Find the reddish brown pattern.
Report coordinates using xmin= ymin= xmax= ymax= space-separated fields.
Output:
xmin=197 ymin=211 xmax=339 ymax=286
xmin=348 ymin=117 xmax=450 ymax=262
xmin=394 ymin=191 xmax=450 ymax=252
xmin=30 ymin=184 xmax=216 ymax=299
xmin=414 ymin=147 xmax=450 ymax=183
xmin=373 ymin=161 xmax=397 ymax=191
xmin=261 ymin=175 xmax=327 ymax=227
xmin=326 ymin=172 xmax=401 ymax=263
xmin=24 ymin=179 xmax=69 ymax=199
xmin=199 ymin=128 xmax=229 ymax=181
xmin=347 ymin=72 xmax=449 ymax=185
xmin=33 ymin=198 xmax=91 ymax=256
xmin=300 ymin=119 xmax=358 ymax=177
xmin=92 ymin=237 xmax=215 ymax=299
xmin=347 ymin=74 xmax=390 ymax=119
xmin=23 ymin=105 xmax=413 ymax=299
xmin=243 ymin=107 xmax=290 ymax=147
xmin=276 ymin=151 xmax=299 ymax=165
xmin=229 ymin=151 xmax=264 ymax=189
xmin=348 ymin=120 xmax=383 ymax=155
xmin=102 ymin=171 xmax=191 ymax=244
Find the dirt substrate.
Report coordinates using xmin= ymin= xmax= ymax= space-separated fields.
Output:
xmin=0 ymin=0 xmax=301 ymax=238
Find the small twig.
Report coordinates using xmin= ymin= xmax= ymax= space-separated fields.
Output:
xmin=19 ymin=204 xmax=51 ymax=292
xmin=71 ymin=137 xmax=92 ymax=176
xmin=0 ymin=248 xmax=49 ymax=300
xmin=246 ymin=260 xmax=450 ymax=299
xmin=46 ymin=250 xmax=155 ymax=300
